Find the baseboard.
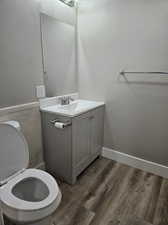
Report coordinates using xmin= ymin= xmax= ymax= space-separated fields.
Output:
xmin=102 ymin=147 xmax=168 ymax=179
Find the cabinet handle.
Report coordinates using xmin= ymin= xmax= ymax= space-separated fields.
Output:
xmin=50 ymin=119 xmax=59 ymax=124
xmin=50 ymin=119 xmax=72 ymax=128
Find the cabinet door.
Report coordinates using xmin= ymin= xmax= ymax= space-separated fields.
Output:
xmin=72 ymin=112 xmax=91 ymax=174
xmin=91 ymin=107 xmax=105 ymax=156
xmin=41 ymin=112 xmax=72 ymax=183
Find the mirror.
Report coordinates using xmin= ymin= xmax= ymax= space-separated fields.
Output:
xmin=40 ymin=0 xmax=77 ymax=97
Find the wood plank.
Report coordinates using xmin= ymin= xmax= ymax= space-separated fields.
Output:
xmin=53 ymin=158 xmax=115 ymax=223
xmin=153 ymin=178 xmax=168 ymax=225
xmin=84 ymin=163 xmax=132 ymax=212
xmin=89 ymin=167 xmax=145 ymax=225
xmin=51 ymin=157 xmax=165 ymax=225
xmin=110 ymin=172 xmax=162 ymax=223
xmin=107 ymin=215 xmax=153 ymax=225
xmin=88 ymin=165 xmax=134 ymax=225
xmin=89 ymin=169 xmax=161 ymax=225
xmin=143 ymin=174 xmax=162 ymax=222
xmin=68 ymin=207 xmax=95 ymax=225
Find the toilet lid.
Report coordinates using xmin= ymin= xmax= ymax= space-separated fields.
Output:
xmin=0 ymin=124 xmax=29 ymax=184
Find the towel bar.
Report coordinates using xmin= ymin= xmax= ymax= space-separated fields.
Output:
xmin=120 ymin=70 xmax=168 ymax=76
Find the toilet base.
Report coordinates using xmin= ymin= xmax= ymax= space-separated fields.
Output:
xmin=3 ymin=214 xmax=53 ymax=225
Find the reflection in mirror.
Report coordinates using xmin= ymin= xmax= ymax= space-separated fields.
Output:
xmin=40 ymin=0 xmax=77 ymax=97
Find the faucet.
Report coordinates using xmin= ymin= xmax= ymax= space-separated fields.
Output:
xmin=59 ymin=96 xmax=74 ymax=105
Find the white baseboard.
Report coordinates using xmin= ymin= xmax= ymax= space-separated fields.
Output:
xmin=102 ymin=147 xmax=168 ymax=179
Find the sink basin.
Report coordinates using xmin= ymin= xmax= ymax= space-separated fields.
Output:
xmin=40 ymin=99 xmax=105 ymax=117
xmin=56 ymin=102 xmax=79 ymax=111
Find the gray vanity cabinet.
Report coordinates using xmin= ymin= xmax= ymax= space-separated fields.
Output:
xmin=41 ymin=105 xmax=104 ymax=184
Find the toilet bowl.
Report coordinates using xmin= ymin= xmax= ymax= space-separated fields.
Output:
xmin=0 ymin=122 xmax=61 ymax=225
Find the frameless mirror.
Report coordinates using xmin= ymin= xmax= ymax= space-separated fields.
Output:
xmin=39 ymin=0 xmax=77 ymax=97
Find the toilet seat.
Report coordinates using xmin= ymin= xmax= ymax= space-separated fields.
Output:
xmin=1 ymin=169 xmax=61 ymax=222
xmin=1 ymin=168 xmax=59 ymax=211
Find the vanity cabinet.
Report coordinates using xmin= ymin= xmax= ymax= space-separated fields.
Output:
xmin=41 ymin=105 xmax=104 ymax=184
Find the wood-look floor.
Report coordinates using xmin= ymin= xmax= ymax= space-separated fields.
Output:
xmin=52 ymin=157 xmax=168 ymax=225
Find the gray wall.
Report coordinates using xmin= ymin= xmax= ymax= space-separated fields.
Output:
xmin=78 ymin=0 xmax=168 ymax=166
xmin=0 ymin=0 xmax=44 ymax=108
xmin=41 ymin=14 xmax=77 ymax=97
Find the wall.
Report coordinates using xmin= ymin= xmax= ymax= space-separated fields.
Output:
xmin=78 ymin=0 xmax=168 ymax=166
xmin=0 ymin=0 xmax=44 ymax=108
xmin=40 ymin=0 xmax=75 ymax=25
xmin=41 ymin=14 xmax=77 ymax=97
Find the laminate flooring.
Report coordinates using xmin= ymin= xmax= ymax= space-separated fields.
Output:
xmin=52 ymin=157 xmax=168 ymax=225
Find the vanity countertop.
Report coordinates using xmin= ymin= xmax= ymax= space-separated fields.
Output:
xmin=40 ymin=99 xmax=105 ymax=117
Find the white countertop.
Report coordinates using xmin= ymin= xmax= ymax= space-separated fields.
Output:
xmin=40 ymin=99 xmax=105 ymax=117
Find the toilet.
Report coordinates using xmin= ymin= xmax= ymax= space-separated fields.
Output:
xmin=0 ymin=121 xmax=61 ymax=225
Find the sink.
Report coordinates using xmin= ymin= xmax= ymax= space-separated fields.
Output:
xmin=40 ymin=99 xmax=105 ymax=117
xmin=57 ymin=102 xmax=79 ymax=111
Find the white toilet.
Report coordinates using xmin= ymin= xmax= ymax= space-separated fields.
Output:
xmin=0 ymin=121 xmax=61 ymax=225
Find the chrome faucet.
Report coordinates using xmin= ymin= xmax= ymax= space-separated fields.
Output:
xmin=59 ymin=96 xmax=74 ymax=105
